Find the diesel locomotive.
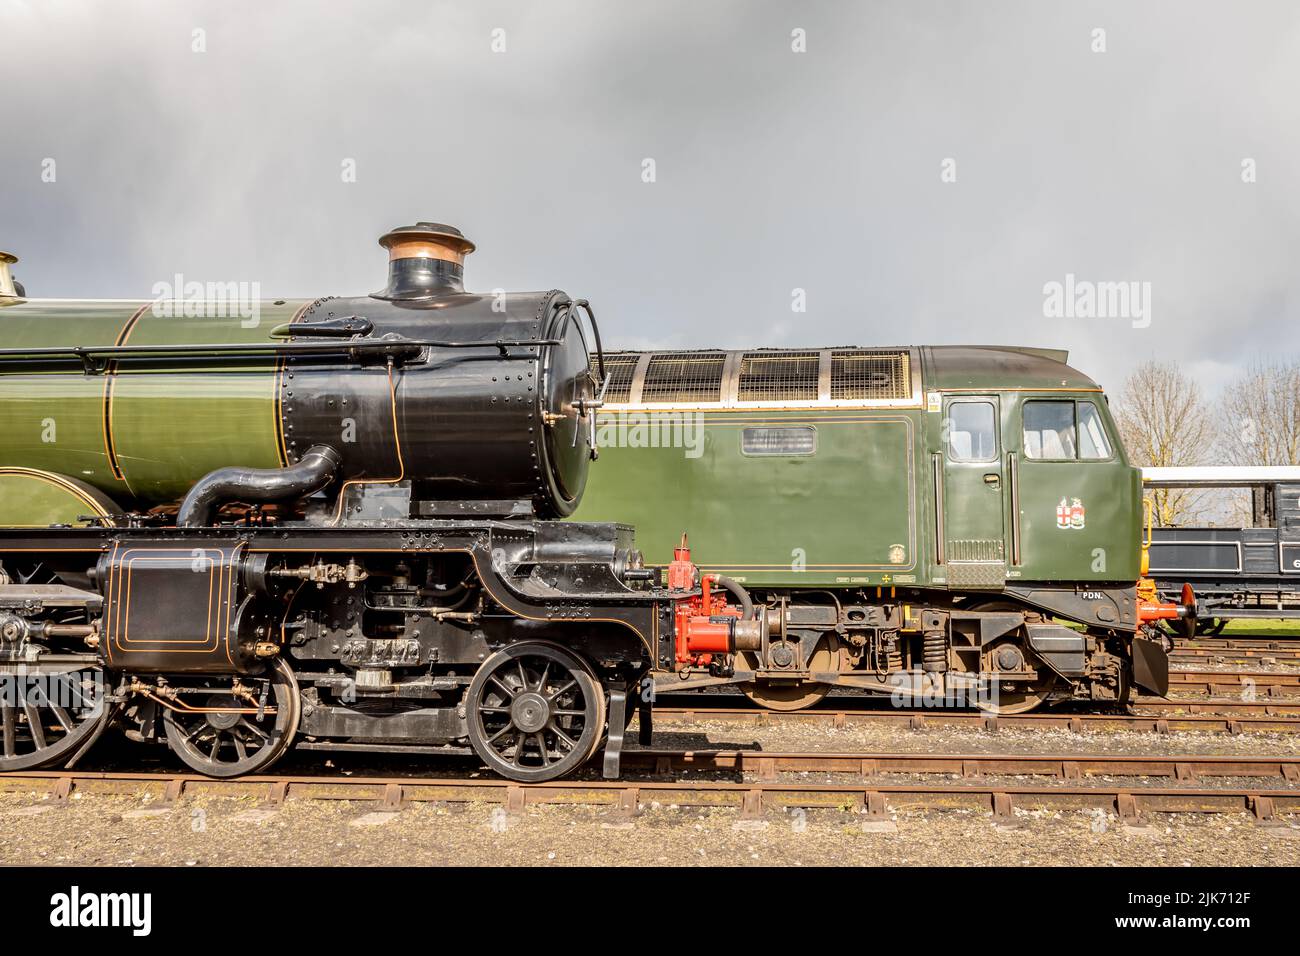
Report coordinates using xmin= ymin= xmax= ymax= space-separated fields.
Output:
xmin=573 ymin=347 xmax=1194 ymax=712
xmin=0 ymin=224 xmax=765 ymax=782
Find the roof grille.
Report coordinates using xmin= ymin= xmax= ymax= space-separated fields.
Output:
xmin=737 ymin=350 xmax=820 ymax=402
xmin=591 ymin=353 xmax=639 ymax=403
xmin=830 ymin=349 xmax=910 ymax=400
xmin=640 ymin=351 xmax=726 ymax=403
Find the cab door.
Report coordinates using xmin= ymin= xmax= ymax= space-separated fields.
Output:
xmin=939 ymin=397 xmax=1006 ymax=588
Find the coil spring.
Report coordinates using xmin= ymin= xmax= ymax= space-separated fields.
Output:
xmin=922 ymin=630 xmax=948 ymax=673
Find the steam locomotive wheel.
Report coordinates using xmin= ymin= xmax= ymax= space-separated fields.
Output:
xmin=736 ymin=640 xmax=835 ymax=712
xmin=0 ymin=665 xmax=110 ymax=772
xmin=162 ymin=659 xmax=300 ymax=778
xmin=466 ymin=642 xmax=605 ymax=783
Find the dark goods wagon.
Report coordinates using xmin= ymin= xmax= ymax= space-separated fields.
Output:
xmin=1145 ymin=470 xmax=1300 ymax=629
xmin=0 ymin=224 xmax=765 ymax=782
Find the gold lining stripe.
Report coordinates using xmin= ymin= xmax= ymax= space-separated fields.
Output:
xmin=0 ymin=466 xmax=116 ymax=527
xmin=102 ymin=302 xmax=150 ymax=486
xmin=328 ymin=362 xmax=405 ymax=524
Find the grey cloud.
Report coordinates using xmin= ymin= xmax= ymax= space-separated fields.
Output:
xmin=1 ymin=0 xmax=1297 ymax=395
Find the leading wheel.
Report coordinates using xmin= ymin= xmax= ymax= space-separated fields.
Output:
xmin=466 ymin=642 xmax=605 ymax=783
xmin=0 ymin=665 xmax=110 ymax=772
xmin=162 ymin=658 xmax=300 ymax=778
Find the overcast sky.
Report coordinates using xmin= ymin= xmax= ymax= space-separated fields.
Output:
xmin=1 ymin=0 xmax=1297 ymax=395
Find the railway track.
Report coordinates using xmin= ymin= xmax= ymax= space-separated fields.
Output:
xmin=1169 ymin=668 xmax=1300 ymax=695
xmin=2 ymin=757 xmax=1296 ymax=822
xmin=649 ymin=704 xmax=1300 ymax=734
xmin=1173 ymin=640 xmax=1300 ymax=665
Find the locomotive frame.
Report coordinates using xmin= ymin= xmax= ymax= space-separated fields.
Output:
xmin=0 ymin=517 xmax=663 ymax=781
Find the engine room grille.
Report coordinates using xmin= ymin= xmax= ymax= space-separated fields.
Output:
xmin=640 ymin=351 xmax=727 ymax=403
xmin=592 ymin=353 xmax=639 ymax=404
xmin=830 ymin=349 xmax=911 ymax=401
xmin=736 ymin=351 xmax=820 ymax=402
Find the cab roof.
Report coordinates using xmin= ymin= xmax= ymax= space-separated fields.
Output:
xmin=921 ymin=346 xmax=1100 ymax=392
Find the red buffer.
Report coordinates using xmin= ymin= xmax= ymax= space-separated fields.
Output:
xmin=667 ymin=535 xmax=765 ymax=668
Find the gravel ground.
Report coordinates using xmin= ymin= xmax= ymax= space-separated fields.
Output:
xmin=2 ymin=791 xmax=1296 ymax=867
xmin=1172 ymin=661 xmax=1300 ymax=673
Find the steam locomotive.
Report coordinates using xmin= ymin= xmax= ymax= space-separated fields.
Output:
xmin=0 ymin=224 xmax=761 ymax=782
xmin=0 ymin=226 xmax=1192 ymax=783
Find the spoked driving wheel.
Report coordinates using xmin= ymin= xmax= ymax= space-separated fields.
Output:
xmin=162 ymin=658 xmax=300 ymax=778
xmin=466 ymin=642 xmax=606 ymax=782
xmin=0 ymin=665 xmax=110 ymax=772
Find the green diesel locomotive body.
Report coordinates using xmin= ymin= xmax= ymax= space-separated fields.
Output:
xmin=574 ymin=346 xmax=1143 ymax=629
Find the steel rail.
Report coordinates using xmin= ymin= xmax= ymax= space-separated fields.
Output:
xmin=1172 ymin=648 xmax=1300 ymax=663
xmin=1169 ymin=669 xmax=1300 ymax=694
xmin=649 ymin=704 xmax=1300 ymax=733
xmin=615 ymin=750 xmax=1300 ymax=781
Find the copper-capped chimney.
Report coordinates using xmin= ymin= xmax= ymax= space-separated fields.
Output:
xmin=375 ymin=222 xmax=475 ymax=300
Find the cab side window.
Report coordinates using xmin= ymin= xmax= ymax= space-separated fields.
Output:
xmin=1077 ymin=402 xmax=1112 ymax=459
xmin=1023 ymin=400 xmax=1112 ymax=460
xmin=947 ymin=401 xmax=997 ymax=462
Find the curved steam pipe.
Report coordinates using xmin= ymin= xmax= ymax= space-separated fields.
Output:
xmin=177 ymin=444 xmax=342 ymax=528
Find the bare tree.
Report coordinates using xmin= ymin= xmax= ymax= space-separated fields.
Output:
xmin=1219 ymin=358 xmax=1300 ymax=466
xmin=1112 ymin=360 xmax=1214 ymax=526
xmin=1216 ymin=359 xmax=1300 ymax=525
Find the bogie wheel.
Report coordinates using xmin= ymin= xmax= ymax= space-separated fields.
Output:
xmin=162 ymin=658 xmax=300 ymax=778
xmin=974 ymin=667 xmax=1056 ymax=715
xmin=466 ymin=642 xmax=605 ymax=782
xmin=0 ymin=665 xmax=111 ymax=772
xmin=960 ymin=600 xmax=1056 ymax=716
xmin=1195 ymin=618 xmax=1227 ymax=637
xmin=736 ymin=639 xmax=836 ymax=712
